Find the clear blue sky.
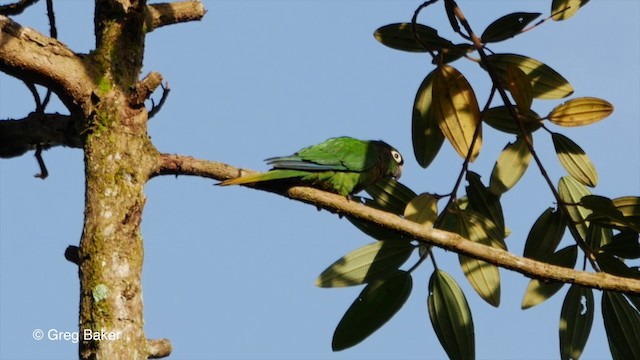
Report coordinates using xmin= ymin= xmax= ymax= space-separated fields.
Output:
xmin=1 ymin=1 xmax=639 ymax=359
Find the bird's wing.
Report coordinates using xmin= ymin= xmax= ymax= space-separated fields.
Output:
xmin=266 ymin=137 xmax=378 ymax=172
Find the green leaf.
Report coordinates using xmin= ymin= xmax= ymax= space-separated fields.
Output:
xmin=481 ymin=12 xmax=542 ymax=43
xmin=404 ymin=193 xmax=438 ymax=227
xmin=316 ymin=241 xmax=415 ymax=287
xmin=374 ymin=23 xmax=454 ymax=53
xmin=585 ymin=196 xmax=640 ymax=232
xmin=506 ymin=65 xmax=533 ymax=116
xmin=595 ymin=253 xmax=640 ymax=279
xmin=347 ymin=198 xmax=407 ymax=240
xmin=560 ymin=284 xmax=594 ymax=360
xmin=428 ymin=270 xmax=475 ymax=360
xmin=489 ymin=136 xmax=532 ymax=195
xmin=600 ymin=230 xmax=640 ymax=259
xmin=552 ymin=132 xmax=598 ymax=187
xmin=433 ymin=64 xmax=482 ymax=162
xmin=523 ymin=207 xmax=566 ymax=261
xmin=602 ymin=291 xmax=640 ymax=360
xmin=486 ymin=53 xmax=574 ymax=99
xmin=552 ymin=0 xmax=591 ymax=21
xmin=586 ymin=223 xmax=613 ymax=250
xmin=483 ymin=106 xmax=542 ymax=134
xmin=446 ymin=208 xmax=504 ymax=307
xmin=522 ymin=245 xmax=577 ymax=309
xmin=466 ymin=171 xmax=505 ymax=238
xmin=412 ymin=71 xmax=445 ymax=168
xmin=547 ymin=97 xmax=614 ymax=127
xmin=332 ymin=270 xmax=412 ymax=351
xmin=558 ymin=176 xmax=593 ymax=241
xmin=365 ymin=178 xmax=417 ymax=215
xmin=611 ymin=196 xmax=640 ymax=218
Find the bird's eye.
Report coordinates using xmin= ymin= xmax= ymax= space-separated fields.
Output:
xmin=391 ymin=150 xmax=403 ymax=164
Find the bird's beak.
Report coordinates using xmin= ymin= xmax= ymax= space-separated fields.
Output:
xmin=394 ymin=166 xmax=403 ymax=180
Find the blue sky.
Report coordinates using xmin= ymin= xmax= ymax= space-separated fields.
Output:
xmin=1 ymin=1 xmax=639 ymax=359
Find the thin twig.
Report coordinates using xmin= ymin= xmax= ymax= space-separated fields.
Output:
xmin=45 ymin=0 xmax=57 ymax=38
xmin=23 ymin=81 xmax=43 ymax=112
xmin=34 ymin=144 xmax=48 ymax=179
xmin=148 ymin=83 xmax=170 ymax=119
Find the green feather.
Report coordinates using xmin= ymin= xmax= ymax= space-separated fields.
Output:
xmin=218 ymin=137 xmax=403 ymax=196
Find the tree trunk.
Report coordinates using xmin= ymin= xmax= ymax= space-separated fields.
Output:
xmin=78 ymin=90 xmax=157 ymax=359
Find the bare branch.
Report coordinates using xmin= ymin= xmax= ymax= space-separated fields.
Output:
xmin=130 ymin=71 xmax=163 ymax=106
xmin=0 ymin=113 xmax=80 ymax=158
xmin=145 ymin=1 xmax=206 ymax=33
xmin=0 ymin=15 xmax=94 ymax=114
xmin=147 ymin=338 xmax=172 ymax=359
xmin=0 ymin=0 xmax=38 ymax=16
xmin=151 ymin=154 xmax=640 ymax=296
xmin=64 ymin=245 xmax=80 ymax=266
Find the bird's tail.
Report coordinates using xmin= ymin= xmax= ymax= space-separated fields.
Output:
xmin=218 ymin=169 xmax=309 ymax=186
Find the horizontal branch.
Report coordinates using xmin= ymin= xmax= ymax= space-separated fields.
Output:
xmin=151 ymin=153 xmax=640 ymax=296
xmin=0 ymin=0 xmax=38 ymax=16
xmin=145 ymin=1 xmax=206 ymax=33
xmin=0 ymin=15 xmax=93 ymax=114
xmin=0 ymin=113 xmax=81 ymax=158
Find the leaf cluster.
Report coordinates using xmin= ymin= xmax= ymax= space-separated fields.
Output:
xmin=318 ymin=1 xmax=639 ymax=359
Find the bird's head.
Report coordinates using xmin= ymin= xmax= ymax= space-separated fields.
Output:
xmin=389 ymin=148 xmax=403 ymax=179
xmin=374 ymin=140 xmax=404 ymax=180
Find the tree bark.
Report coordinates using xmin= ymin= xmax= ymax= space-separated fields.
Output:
xmin=2 ymin=1 xmax=205 ymax=358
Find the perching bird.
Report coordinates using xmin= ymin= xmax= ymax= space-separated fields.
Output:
xmin=218 ymin=136 xmax=403 ymax=197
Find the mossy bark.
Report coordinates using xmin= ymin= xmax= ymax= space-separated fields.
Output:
xmin=77 ymin=1 xmax=154 ymax=358
xmin=78 ymin=90 xmax=157 ymax=359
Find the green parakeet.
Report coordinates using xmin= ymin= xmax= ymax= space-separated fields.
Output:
xmin=219 ymin=136 xmax=404 ymax=196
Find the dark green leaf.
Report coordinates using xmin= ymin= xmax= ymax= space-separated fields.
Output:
xmin=600 ymin=230 xmax=640 ymax=259
xmin=466 ymin=171 xmax=505 ymax=237
xmin=558 ymin=176 xmax=592 ymax=241
xmin=523 ymin=207 xmax=566 ymax=261
xmin=560 ymin=284 xmax=593 ymax=360
xmin=522 ymin=245 xmax=577 ymax=309
xmin=483 ymin=106 xmax=542 ymax=134
xmin=374 ymin=23 xmax=454 ymax=53
xmin=428 ymin=270 xmax=475 ymax=360
xmin=486 ymin=53 xmax=574 ymax=99
xmin=595 ymin=253 xmax=640 ymax=279
xmin=586 ymin=196 xmax=640 ymax=232
xmin=481 ymin=12 xmax=541 ymax=43
xmin=316 ymin=241 xmax=415 ymax=287
xmin=602 ymin=291 xmax=640 ymax=360
xmin=347 ymin=197 xmax=407 ymax=240
xmin=365 ymin=179 xmax=417 ymax=215
xmin=332 ymin=271 xmax=412 ymax=351
xmin=506 ymin=65 xmax=533 ymax=116
xmin=586 ymin=223 xmax=612 ymax=250
xmin=413 ymin=71 xmax=445 ymax=168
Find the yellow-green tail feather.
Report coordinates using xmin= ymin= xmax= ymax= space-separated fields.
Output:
xmin=218 ymin=169 xmax=310 ymax=186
